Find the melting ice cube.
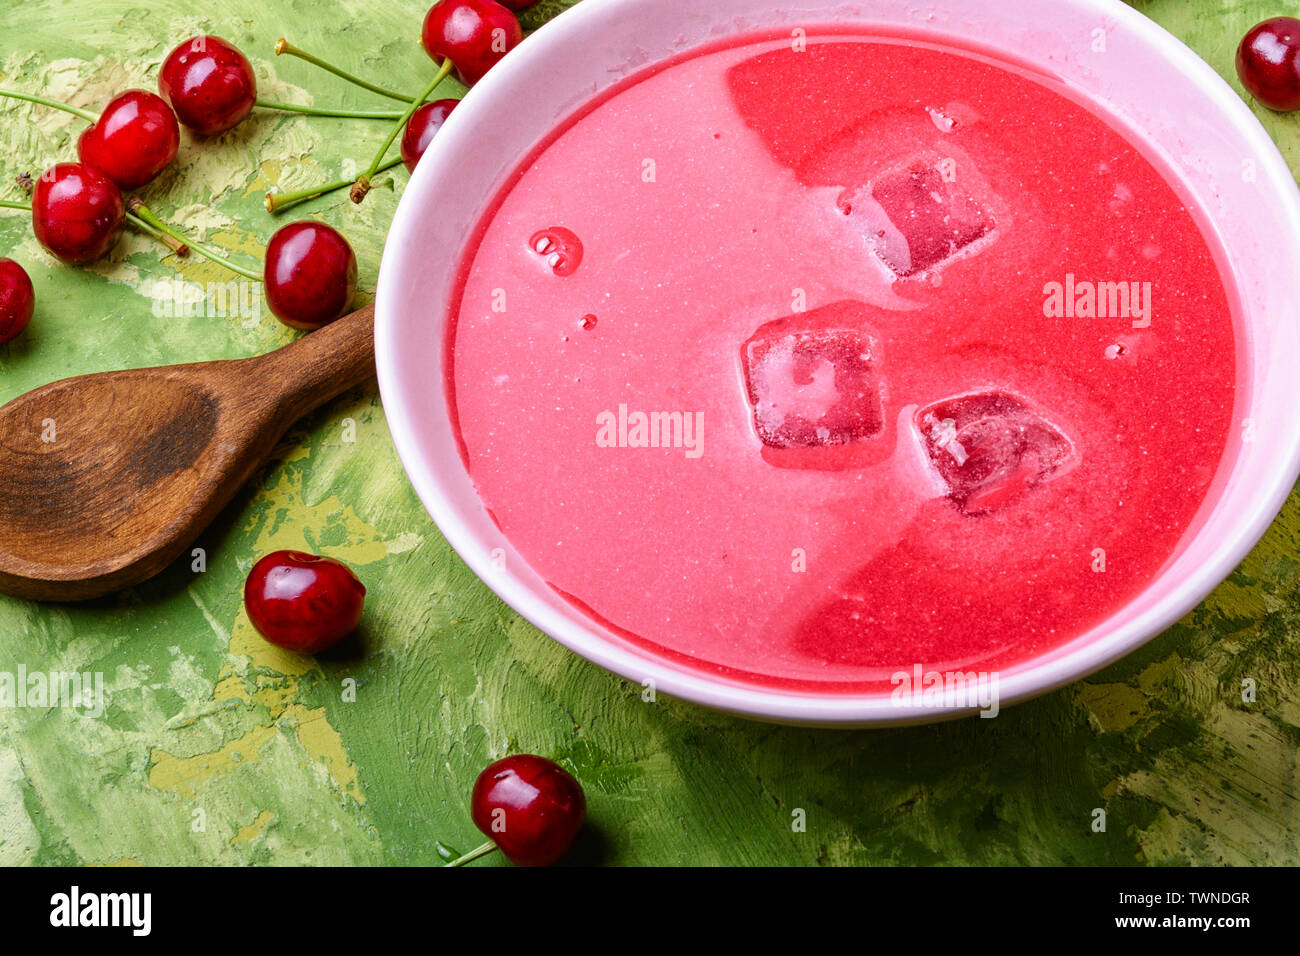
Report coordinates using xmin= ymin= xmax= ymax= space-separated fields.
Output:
xmin=843 ymin=160 xmax=994 ymax=277
xmin=916 ymin=390 xmax=1073 ymax=515
xmin=743 ymin=324 xmax=883 ymax=449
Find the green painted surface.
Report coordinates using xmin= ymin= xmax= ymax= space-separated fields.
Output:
xmin=0 ymin=0 xmax=1297 ymax=866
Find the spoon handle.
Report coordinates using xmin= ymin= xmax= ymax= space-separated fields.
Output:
xmin=253 ymin=305 xmax=376 ymax=422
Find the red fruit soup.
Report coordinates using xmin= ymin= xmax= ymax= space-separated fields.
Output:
xmin=446 ymin=31 xmax=1243 ymax=693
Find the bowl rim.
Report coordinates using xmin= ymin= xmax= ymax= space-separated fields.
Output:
xmin=375 ymin=0 xmax=1300 ymax=726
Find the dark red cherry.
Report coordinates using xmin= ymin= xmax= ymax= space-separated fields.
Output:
xmin=1237 ymin=17 xmax=1300 ymax=111
xmin=243 ymin=550 xmax=366 ymax=654
xmin=31 ymin=163 xmax=125 ymax=265
xmin=400 ymin=99 xmax=459 ymax=173
xmin=471 ymin=754 xmax=586 ymax=867
xmin=496 ymin=0 xmax=539 ymax=10
xmin=77 ymin=90 xmax=180 ymax=189
xmin=422 ymin=0 xmax=524 ymax=86
xmin=263 ymin=221 xmax=357 ymax=330
xmin=0 ymin=258 xmax=35 ymax=345
xmin=159 ymin=35 xmax=257 ymax=135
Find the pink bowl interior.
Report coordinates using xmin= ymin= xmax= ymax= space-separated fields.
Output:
xmin=376 ymin=0 xmax=1300 ymax=725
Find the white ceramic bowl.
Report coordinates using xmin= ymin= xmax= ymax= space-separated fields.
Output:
xmin=376 ymin=0 xmax=1300 ymax=726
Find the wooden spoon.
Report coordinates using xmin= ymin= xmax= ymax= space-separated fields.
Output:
xmin=0 ymin=305 xmax=374 ymax=602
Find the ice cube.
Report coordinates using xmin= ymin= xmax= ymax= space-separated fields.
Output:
xmin=916 ymin=390 xmax=1073 ymax=515
xmin=743 ymin=325 xmax=883 ymax=449
xmin=845 ymin=160 xmax=993 ymax=277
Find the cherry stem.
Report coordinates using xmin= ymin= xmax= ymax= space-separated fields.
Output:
xmin=0 ymin=88 xmax=96 ymax=122
xmin=352 ymin=58 xmax=454 ymax=203
xmin=275 ymin=38 xmax=418 ymax=104
xmin=442 ymin=840 xmax=499 ymax=868
xmin=255 ymin=100 xmax=407 ymax=120
xmin=128 ymin=200 xmax=262 ymax=281
xmin=1 ymin=198 xmax=189 ymax=257
xmin=126 ymin=212 xmax=190 ymax=257
xmin=266 ymin=155 xmax=403 ymax=214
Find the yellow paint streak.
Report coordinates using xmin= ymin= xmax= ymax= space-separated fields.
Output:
xmin=245 ymin=158 xmax=284 ymax=196
xmin=227 ymin=613 xmax=315 ymax=671
xmin=153 ymin=444 xmax=387 ymax=809
xmin=1079 ymin=654 xmax=1183 ymax=733
xmin=212 ymin=674 xmax=251 ymax=703
xmin=274 ymin=437 xmax=312 ymax=463
xmin=151 ymin=700 xmax=361 ymax=805
xmin=213 ymin=673 xmax=299 ymax=718
xmin=1136 ymin=653 xmax=1182 ymax=694
xmin=231 ymin=810 xmax=274 ymax=845
xmin=242 ymin=470 xmax=396 ymax=568
xmin=229 ymin=611 xmax=316 ymax=676
xmin=286 ymin=704 xmax=364 ymax=804
xmin=149 ymin=724 xmax=278 ymax=799
xmin=1078 ymin=681 xmax=1148 ymax=733
xmin=1197 ymin=576 xmax=1275 ymax=621
xmin=214 ymin=227 xmax=275 ymax=260
xmin=1122 ymin=707 xmax=1300 ymax=865
xmin=165 ymin=698 xmax=241 ymax=729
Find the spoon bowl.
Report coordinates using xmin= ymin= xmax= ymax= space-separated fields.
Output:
xmin=0 ymin=305 xmax=373 ymax=601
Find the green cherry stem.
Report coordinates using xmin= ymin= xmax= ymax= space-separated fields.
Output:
xmin=1 ymin=197 xmax=188 ymax=256
xmin=128 ymin=199 xmax=262 ymax=281
xmin=266 ymin=155 xmax=403 ymax=214
xmin=275 ymin=38 xmax=418 ymax=104
xmin=254 ymin=100 xmax=408 ymax=120
xmin=0 ymin=88 xmax=97 ymax=122
xmin=3 ymin=86 xmax=402 ymax=126
xmin=351 ymin=57 xmax=454 ymax=203
xmin=125 ymin=212 xmax=190 ymax=257
xmin=442 ymin=840 xmax=499 ymax=868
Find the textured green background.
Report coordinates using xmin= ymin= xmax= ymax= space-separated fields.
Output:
xmin=0 ymin=0 xmax=1297 ymax=866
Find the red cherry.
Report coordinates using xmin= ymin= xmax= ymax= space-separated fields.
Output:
xmin=0 ymin=259 xmax=35 ymax=345
xmin=76 ymin=90 xmax=180 ymax=189
xmin=31 ymin=163 xmax=125 ymax=265
xmin=496 ymin=0 xmax=538 ymax=9
xmin=243 ymin=550 xmax=366 ymax=654
xmin=159 ymin=35 xmax=257 ymax=135
xmin=1237 ymin=17 xmax=1300 ymax=111
xmin=422 ymin=0 xmax=523 ymax=86
xmin=400 ymin=99 xmax=459 ymax=173
xmin=263 ymin=221 xmax=358 ymax=330
xmin=471 ymin=754 xmax=586 ymax=866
